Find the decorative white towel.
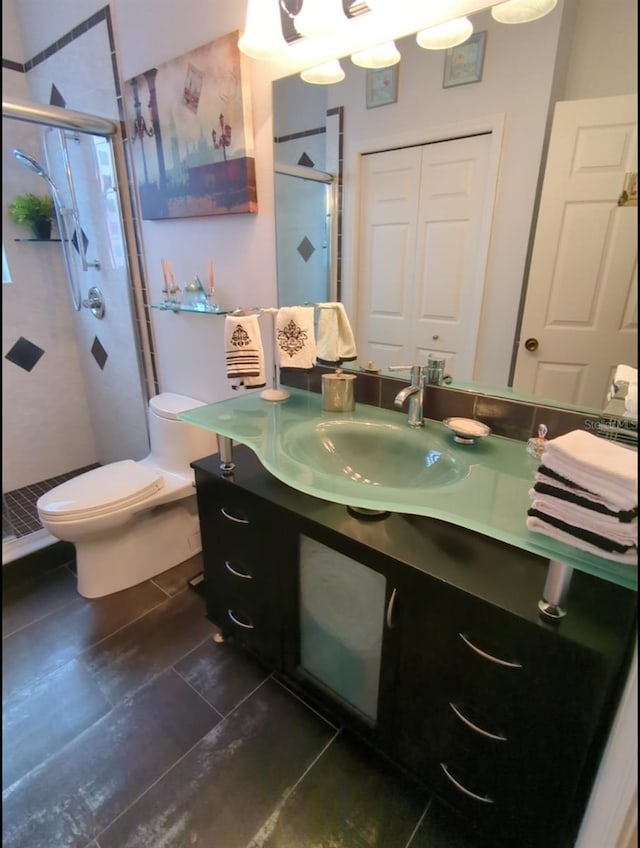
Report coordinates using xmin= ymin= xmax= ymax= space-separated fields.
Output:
xmin=316 ymin=302 xmax=358 ymax=365
xmin=224 ymin=314 xmax=266 ymax=389
xmin=526 ymin=514 xmax=637 ymax=565
xmin=534 ymin=469 xmax=637 ymax=520
xmin=276 ymin=306 xmax=316 ymax=369
xmin=541 ymin=430 xmax=637 ymax=511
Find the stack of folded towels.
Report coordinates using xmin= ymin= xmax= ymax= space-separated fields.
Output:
xmin=527 ymin=429 xmax=637 ymax=564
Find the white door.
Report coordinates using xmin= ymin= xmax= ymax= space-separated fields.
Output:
xmin=357 ymin=134 xmax=492 ymax=377
xmin=513 ymin=94 xmax=638 ymax=409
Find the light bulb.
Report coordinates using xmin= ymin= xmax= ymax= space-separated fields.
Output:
xmin=416 ymin=17 xmax=473 ymax=50
xmin=239 ymin=0 xmax=287 ymax=59
xmin=351 ymin=41 xmax=400 ymax=69
xmin=301 ymin=60 xmax=346 ymax=85
xmin=491 ymin=0 xmax=558 ymax=24
xmin=294 ymin=0 xmax=347 ymax=38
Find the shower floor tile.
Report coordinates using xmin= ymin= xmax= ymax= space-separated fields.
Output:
xmin=2 ymin=464 xmax=100 ymax=540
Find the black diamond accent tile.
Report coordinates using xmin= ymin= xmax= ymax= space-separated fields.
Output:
xmin=91 ymin=336 xmax=108 ymax=370
xmin=5 ymin=337 xmax=45 ymax=372
xmin=71 ymin=228 xmax=89 ymax=256
xmin=297 ymin=236 xmax=316 ymax=263
xmin=298 ymin=152 xmax=315 ymax=168
xmin=49 ymin=84 xmax=66 ymax=107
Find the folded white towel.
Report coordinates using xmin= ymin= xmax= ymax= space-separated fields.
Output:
xmin=528 ymin=492 xmax=638 ymax=546
xmin=541 ymin=430 xmax=637 ymax=511
xmin=316 ymin=302 xmax=357 ymax=365
xmin=526 ymin=514 xmax=637 ymax=565
xmin=225 ymin=314 xmax=266 ymax=389
xmin=276 ymin=306 xmax=316 ymax=369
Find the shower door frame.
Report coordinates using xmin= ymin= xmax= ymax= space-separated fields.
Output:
xmin=2 ymin=96 xmax=157 ymax=562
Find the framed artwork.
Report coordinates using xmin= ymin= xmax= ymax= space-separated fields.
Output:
xmin=125 ymin=31 xmax=257 ymax=220
xmin=366 ymin=65 xmax=399 ymax=109
xmin=443 ymin=31 xmax=487 ymax=88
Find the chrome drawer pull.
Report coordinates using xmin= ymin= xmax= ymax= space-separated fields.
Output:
xmin=449 ymin=702 xmax=508 ymax=742
xmin=220 ymin=507 xmax=249 ymax=524
xmin=227 ymin=609 xmax=255 ymax=629
xmin=440 ymin=763 xmax=495 ymax=804
xmin=386 ymin=588 xmax=397 ymax=629
xmin=459 ymin=633 xmax=522 ymax=669
xmin=224 ymin=560 xmax=253 ymax=580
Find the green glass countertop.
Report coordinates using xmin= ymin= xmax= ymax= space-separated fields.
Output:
xmin=180 ymin=389 xmax=637 ymax=592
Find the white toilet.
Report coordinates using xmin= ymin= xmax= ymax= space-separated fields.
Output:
xmin=37 ymin=393 xmax=218 ymax=598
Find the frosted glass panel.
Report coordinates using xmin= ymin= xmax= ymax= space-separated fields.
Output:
xmin=299 ymin=535 xmax=386 ymax=721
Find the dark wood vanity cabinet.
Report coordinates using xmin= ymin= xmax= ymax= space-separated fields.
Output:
xmin=193 ymin=448 xmax=636 ymax=848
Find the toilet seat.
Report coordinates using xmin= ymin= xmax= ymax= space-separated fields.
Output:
xmin=38 ymin=460 xmax=164 ymax=521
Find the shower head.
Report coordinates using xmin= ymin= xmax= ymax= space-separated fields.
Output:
xmin=13 ymin=148 xmax=49 ymax=178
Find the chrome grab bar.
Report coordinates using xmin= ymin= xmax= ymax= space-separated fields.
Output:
xmin=58 ymin=129 xmax=100 ymax=271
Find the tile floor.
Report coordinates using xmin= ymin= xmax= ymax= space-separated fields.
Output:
xmin=2 ymin=551 xmax=481 ymax=848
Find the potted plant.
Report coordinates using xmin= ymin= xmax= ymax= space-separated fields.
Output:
xmin=8 ymin=192 xmax=55 ymax=240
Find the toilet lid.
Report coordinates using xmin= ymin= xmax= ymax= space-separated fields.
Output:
xmin=37 ymin=460 xmax=164 ymax=520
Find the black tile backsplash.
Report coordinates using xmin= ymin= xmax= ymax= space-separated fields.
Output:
xmin=280 ymin=365 xmax=601 ymax=442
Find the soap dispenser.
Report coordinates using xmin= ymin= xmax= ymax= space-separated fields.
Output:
xmin=321 ymin=368 xmax=356 ymax=412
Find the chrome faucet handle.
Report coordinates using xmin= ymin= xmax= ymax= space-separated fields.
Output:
xmin=388 ymin=364 xmax=426 ymax=382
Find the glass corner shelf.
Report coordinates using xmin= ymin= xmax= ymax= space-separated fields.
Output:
xmin=150 ymin=303 xmax=230 ymax=316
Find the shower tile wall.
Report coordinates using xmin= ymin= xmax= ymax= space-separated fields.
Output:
xmin=3 ymin=3 xmax=149 ymax=497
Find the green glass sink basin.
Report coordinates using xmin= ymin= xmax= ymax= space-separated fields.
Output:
xmin=281 ymin=419 xmax=467 ymax=489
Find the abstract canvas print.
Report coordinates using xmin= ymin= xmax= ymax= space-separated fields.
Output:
xmin=126 ymin=31 xmax=257 ymax=220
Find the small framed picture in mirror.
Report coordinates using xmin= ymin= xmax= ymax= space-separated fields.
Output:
xmin=443 ymin=31 xmax=487 ymax=88
xmin=366 ymin=65 xmax=399 ymax=109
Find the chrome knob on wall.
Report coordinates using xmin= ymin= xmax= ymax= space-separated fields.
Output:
xmin=82 ymin=286 xmax=105 ymax=319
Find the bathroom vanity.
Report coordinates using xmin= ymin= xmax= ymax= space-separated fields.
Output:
xmin=191 ymin=438 xmax=636 ymax=848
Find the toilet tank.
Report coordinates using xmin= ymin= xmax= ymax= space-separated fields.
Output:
xmin=147 ymin=393 xmax=218 ymax=476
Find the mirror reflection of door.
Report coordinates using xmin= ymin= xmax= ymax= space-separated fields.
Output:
xmin=513 ymin=94 xmax=638 ymax=409
xmin=357 ymin=133 xmax=492 ymax=377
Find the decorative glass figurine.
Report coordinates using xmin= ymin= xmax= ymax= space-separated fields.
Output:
xmin=527 ymin=423 xmax=549 ymax=459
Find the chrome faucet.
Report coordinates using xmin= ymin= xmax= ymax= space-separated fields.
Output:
xmin=390 ymin=364 xmax=426 ymax=427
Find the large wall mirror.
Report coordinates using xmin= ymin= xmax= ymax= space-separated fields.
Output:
xmin=272 ymin=1 xmax=638 ymax=420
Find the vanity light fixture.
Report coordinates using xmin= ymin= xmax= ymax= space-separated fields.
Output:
xmin=301 ymin=59 xmax=346 ymax=84
xmin=416 ymin=17 xmax=474 ymax=50
xmin=239 ymin=0 xmax=559 ymax=82
xmin=294 ymin=0 xmax=347 ymax=38
xmin=238 ymin=0 xmax=288 ymax=58
xmin=351 ymin=40 xmax=401 ymax=69
xmin=491 ymin=0 xmax=558 ymax=24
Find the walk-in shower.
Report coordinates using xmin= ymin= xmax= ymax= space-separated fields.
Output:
xmin=2 ymin=97 xmax=151 ymax=563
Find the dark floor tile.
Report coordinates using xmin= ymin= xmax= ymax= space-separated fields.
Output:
xmin=2 ymin=565 xmax=77 ymax=637
xmin=79 ymin=589 xmax=215 ymax=704
xmin=249 ymin=729 xmax=428 ymax=847
xmin=174 ymin=636 xmax=270 ymax=715
xmin=409 ymin=797 xmax=488 ymax=848
xmin=2 ymin=658 xmax=110 ymax=790
xmin=151 ymin=552 xmax=204 ymax=596
xmin=98 ymin=678 xmax=335 ymax=848
xmin=2 ymin=669 xmax=220 ymax=848
xmin=2 ymin=580 xmax=166 ymax=702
